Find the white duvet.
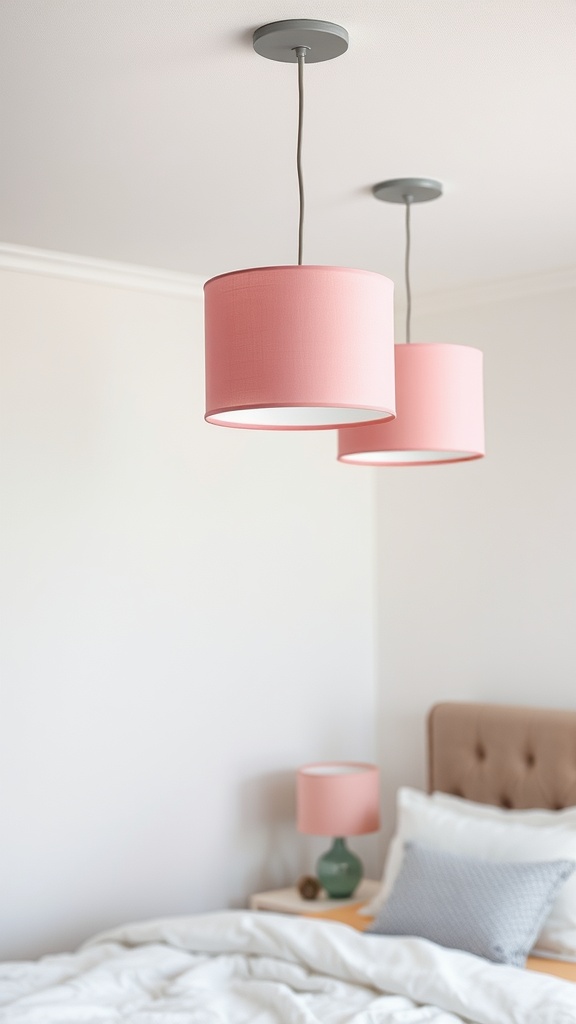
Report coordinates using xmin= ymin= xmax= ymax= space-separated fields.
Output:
xmin=0 ymin=911 xmax=574 ymax=1023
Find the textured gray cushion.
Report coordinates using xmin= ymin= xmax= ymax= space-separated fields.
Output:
xmin=367 ymin=841 xmax=575 ymax=966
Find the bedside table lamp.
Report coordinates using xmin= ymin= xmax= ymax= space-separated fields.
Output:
xmin=297 ymin=762 xmax=380 ymax=898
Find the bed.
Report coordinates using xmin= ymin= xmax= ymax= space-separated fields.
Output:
xmin=316 ymin=702 xmax=576 ymax=983
xmin=427 ymin=700 xmax=576 ymax=985
xmin=1 ymin=702 xmax=576 ymax=1023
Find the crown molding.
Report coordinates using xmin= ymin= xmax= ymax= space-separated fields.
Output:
xmin=0 ymin=242 xmax=575 ymax=313
xmin=0 ymin=243 xmax=205 ymax=299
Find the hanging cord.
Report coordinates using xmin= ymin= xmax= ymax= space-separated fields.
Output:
xmin=294 ymin=46 xmax=308 ymax=265
xmin=404 ymin=196 xmax=413 ymax=344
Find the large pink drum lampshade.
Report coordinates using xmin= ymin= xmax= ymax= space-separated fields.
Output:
xmin=297 ymin=762 xmax=380 ymax=836
xmin=204 ymin=266 xmax=396 ymax=429
xmin=338 ymin=343 xmax=485 ymax=465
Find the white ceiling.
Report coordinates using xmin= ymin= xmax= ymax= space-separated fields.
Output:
xmin=1 ymin=1 xmax=575 ymax=294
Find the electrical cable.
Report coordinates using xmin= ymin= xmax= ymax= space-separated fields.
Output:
xmin=404 ymin=197 xmax=412 ymax=343
xmin=295 ymin=47 xmax=308 ymax=265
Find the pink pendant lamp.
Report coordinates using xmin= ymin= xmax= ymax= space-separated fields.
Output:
xmin=338 ymin=179 xmax=485 ymax=465
xmin=204 ymin=21 xmax=396 ymax=430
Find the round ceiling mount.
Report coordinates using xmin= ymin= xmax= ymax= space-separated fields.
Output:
xmin=253 ymin=20 xmax=349 ymax=63
xmin=373 ymin=178 xmax=443 ymax=204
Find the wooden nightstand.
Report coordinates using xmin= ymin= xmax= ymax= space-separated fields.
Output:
xmin=249 ymin=879 xmax=379 ymax=930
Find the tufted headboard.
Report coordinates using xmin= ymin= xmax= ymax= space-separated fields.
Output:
xmin=428 ymin=702 xmax=576 ymax=811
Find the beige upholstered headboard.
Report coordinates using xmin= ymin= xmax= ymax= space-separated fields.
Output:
xmin=428 ymin=702 xmax=576 ymax=811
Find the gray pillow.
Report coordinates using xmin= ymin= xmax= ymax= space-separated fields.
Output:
xmin=367 ymin=841 xmax=575 ymax=967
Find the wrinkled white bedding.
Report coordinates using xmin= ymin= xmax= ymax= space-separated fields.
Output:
xmin=0 ymin=911 xmax=574 ymax=1023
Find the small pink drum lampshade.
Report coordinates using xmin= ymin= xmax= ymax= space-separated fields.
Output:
xmin=204 ymin=265 xmax=396 ymax=429
xmin=297 ymin=762 xmax=380 ymax=837
xmin=338 ymin=343 xmax=485 ymax=465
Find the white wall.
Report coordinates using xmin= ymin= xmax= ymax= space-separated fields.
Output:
xmin=375 ymin=284 xmax=576 ymax=844
xmin=3 ymin=262 xmax=575 ymax=960
xmin=0 ymin=267 xmax=378 ymax=959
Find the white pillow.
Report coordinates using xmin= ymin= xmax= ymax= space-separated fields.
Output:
xmin=431 ymin=789 xmax=576 ymax=829
xmin=364 ymin=788 xmax=576 ymax=960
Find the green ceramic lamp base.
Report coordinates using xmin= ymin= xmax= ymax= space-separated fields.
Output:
xmin=316 ymin=837 xmax=363 ymax=898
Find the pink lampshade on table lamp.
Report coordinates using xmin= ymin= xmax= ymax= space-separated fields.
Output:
xmin=297 ymin=762 xmax=380 ymax=898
